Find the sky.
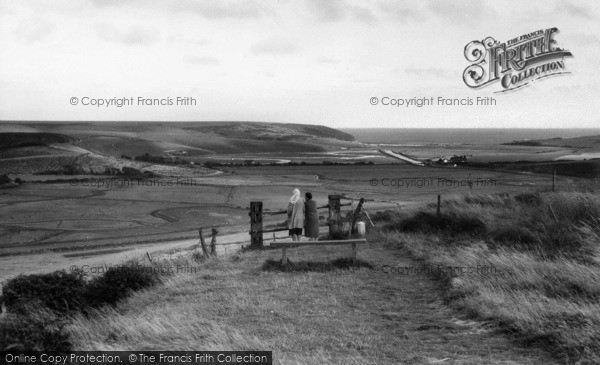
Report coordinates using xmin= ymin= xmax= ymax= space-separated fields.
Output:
xmin=0 ymin=0 xmax=599 ymax=128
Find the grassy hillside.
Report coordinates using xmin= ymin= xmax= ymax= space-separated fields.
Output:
xmin=467 ymin=160 xmax=600 ymax=179
xmin=3 ymin=191 xmax=598 ymax=362
xmin=182 ymin=122 xmax=355 ymax=142
xmin=0 ymin=132 xmax=74 ymax=149
xmin=0 ymin=122 xmax=356 ymax=158
xmin=505 ymin=135 xmax=600 ymax=149
xmin=60 ymin=247 xmax=555 ymax=364
xmin=370 ymin=191 xmax=600 ymax=363
xmin=0 ymin=122 xmax=359 ymax=175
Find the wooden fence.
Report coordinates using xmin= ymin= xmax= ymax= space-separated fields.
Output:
xmin=248 ymin=194 xmax=364 ymax=249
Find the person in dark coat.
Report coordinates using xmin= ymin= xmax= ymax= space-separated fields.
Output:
xmin=304 ymin=192 xmax=319 ymax=241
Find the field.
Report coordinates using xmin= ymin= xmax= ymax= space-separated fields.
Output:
xmin=0 ymin=165 xmax=565 ymax=251
xmin=0 ymin=123 xmax=594 ymax=282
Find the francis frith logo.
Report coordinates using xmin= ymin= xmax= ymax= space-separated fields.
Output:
xmin=463 ymin=27 xmax=572 ymax=92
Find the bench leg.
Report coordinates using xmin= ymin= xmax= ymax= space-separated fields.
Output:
xmin=281 ymin=247 xmax=287 ymax=264
xmin=352 ymin=242 xmax=357 ymax=263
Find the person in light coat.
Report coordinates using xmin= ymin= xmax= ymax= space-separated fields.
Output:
xmin=287 ymin=188 xmax=305 ymax=241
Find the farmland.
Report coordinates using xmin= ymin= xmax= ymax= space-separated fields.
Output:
xmin=0 ymin=122 xmax=596 ymax=280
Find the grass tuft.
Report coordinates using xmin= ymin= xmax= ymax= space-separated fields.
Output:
xmin=387 ymin=211 xmax=487 ymax=237
xmin=373 ymin=191 xmax=600 ymax=363
xmin=262 ymin=257 xmax=374 ymax=272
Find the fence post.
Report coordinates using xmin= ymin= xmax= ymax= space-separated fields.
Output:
xmin=328 ymin=194 xmax=341 ymax=239
xmin=351 ymin=198 xmax=365 ymax=234
xmin=329 ymin=194 xmax=341 ymax=220
xmin=436 ymin=195 xmax=441 ymax=217
xmin=199 ymin=228 xmax=209 ymax=256
xmin=249 ymin=201 xmax=263 ymax=249
xmin=210 ymin=227 xmax=218 ymax=255
xmin=552 ymin=169 xmax=556 ymax=192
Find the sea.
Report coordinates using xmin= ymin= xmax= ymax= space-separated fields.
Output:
xmin=341 ymin=128 xmax=600 ymax=145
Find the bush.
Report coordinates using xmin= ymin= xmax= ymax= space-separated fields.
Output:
xmin=371 ymin=209 xmax=404 ymax=224
xmin=1 ymin=263 xmax=162 ymax=315
xmin=390 ymin=211 xmax=487 ymax=237
xmin=489 ymin=224 xmax=536 ymax=244
xmin=514 ymin=192 xmax=542 ymax=205
xmin=86 ymin=262 xmax=161 ymax=306
xmin=463 ymin=194 xmax=508 ymax=207
xmin=0 ymin=261 xmax=163 ymax=351
xmin=0 ymin=309 xmax=71 ymax=351
xmin=1 ymin=270 xmax=88 ymax=315
xmin=121 ymin=166 xmax=142 ymax=176
xmin=262 ymin=258 xmax=374 ymax=272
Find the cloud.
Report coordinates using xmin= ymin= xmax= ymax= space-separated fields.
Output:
xmin=379 ymin=3 xmax=425 ymax=21
xmin=427 ymin=0 xmax=495 ymax=26
xmin=406 ymin=66 xmax=450 ymax=78
xmin=97 ymin=24 xmax=160 ymax=46
xmin=171 ymin=0 xmax=262 ymax=19
xmin=569 ymin=33 xmax=600 ymax=46
xmin=561 ymin=2 xmax=595 ymax=19
xmin=89 ymin=0 xmax=262 ymax=19
xmin=351 ymin=6 xmax=377 ymax=24
xmin=305 ymin=0 xmax=378 ymax=24
xmin=14 ymin=19 xmax=55 ymax=43
xmin=186 ymin=55 xmax=219 ymax=65
xmin=167 ymin=35 xmax=209 ymax=46
xmin=316 ymin=56 xmax=339 ymax=65
xmin=251 ymin=39 xmax=297 ymax=56
xmin=305 ymin=0 xmax=346 ymax=22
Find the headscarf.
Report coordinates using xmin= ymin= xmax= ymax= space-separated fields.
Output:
xmin=290 ymin=188 xmax=301 ymax=204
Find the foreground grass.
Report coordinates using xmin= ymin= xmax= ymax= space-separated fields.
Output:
xmin=0 ymin=259 xmax=162 ymax=351
xmin=370 ymin=191 xmax=600 ymax=364
xmin=66 ymin=245 xmax=554 ymax=364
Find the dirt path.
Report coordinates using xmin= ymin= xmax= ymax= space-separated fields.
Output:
xmin=259 ymin=242 xmax=558 ymax=364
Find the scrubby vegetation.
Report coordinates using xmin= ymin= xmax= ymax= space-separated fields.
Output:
xmin=262 ymin=257 xmax=374 ymax=272
xmin=371 ymin=191 xmax=600 ymax=363
xmin=134 ymin=152 xmax=191 ymax=166
xmin=0 ymin=132 xmax=74 ymax=149
xmin=466 ymin=160 xmax=600 ymax=179
xmin=0 ymin=260 xmax=163 ymax=351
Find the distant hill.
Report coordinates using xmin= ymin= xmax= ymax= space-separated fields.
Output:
xmin=504 ymin=134 xmax=600 ymax=149
xmin=181 ymin=122 xmax=355 ymax=142
xmin=0 ymin=122 xmax=355 ymax=156
xmin=0 ymin=122 xmax=358 ymax=175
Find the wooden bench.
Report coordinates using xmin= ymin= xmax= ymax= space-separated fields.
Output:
xmin=270 ymin=238 xmax=367 ymax=263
